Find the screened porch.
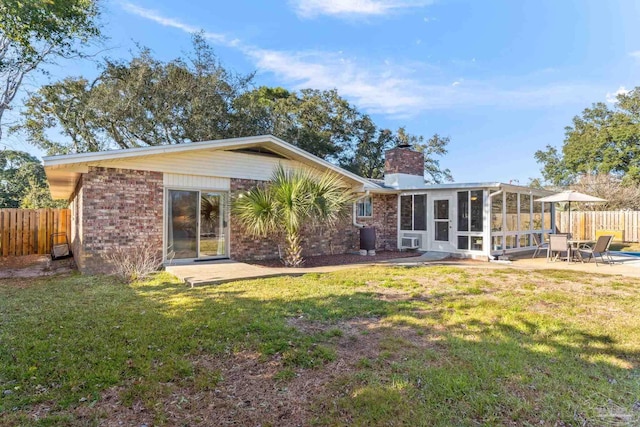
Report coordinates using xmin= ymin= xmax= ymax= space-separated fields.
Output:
xmin=490 ymin=190 xmax=554 ymax=256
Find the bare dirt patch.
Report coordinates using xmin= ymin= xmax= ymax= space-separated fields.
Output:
xmin=249 ymin=250 xmax=421 ymax=268
xmin=0 ymin=254 xmax=76 ymax=279
xmin=66 ymin=317 xmax=434 ymax=426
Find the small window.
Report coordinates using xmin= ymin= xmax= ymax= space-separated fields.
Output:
xmin=458 ymin=190 xmax=483 ymax=232
xmin=357 ymin=196 xmax=373 ymax=217
xmin=413 ymin=195 xmax=427 ymax=231
xmin=401 ymin=194 xmax=428 ymax=231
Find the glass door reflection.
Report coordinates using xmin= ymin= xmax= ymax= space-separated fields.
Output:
xmin=167 ymin=190 xmax=199 ymax=259
xmin=199 ymin=193 xmax=227 ymax=258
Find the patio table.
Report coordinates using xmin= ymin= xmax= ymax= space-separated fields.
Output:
xmin=568 ymin=239 xmax=594 ymax=263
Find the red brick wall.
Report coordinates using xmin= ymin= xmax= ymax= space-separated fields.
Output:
xmin=384 ymin=147 xmax=424 ymax=176
xmin=73 ymin=171 xmax=399 ymax=272
xmin=230 ymin=179 xmax=398 ymax=261
xmin=356 ymin=194 xmax=398 ymax=250
xmin=229 ymin=179 xmax=282 ymax=260
xmin=77 ymin=167 xmax=164 ymax=274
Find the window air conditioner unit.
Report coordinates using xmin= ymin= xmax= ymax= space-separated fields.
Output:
xmin=401 ymin=237 xmax=420 ymax=249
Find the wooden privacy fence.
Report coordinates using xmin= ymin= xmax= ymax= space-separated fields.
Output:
xmin=0 ymin=209 xmax=71 ymax=257
xmin=555 ymin=210 xmax=640 ymax=242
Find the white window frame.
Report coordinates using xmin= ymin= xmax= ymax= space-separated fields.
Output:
xmin=456 ymin=190 xmax=485 ymax=252
xmin=400 ymin=193 xmax=427 ymax=231
xmin=356 ymin=196 xmax=373 ymax=218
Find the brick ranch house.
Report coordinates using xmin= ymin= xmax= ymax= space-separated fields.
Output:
xmin=44 ymin=135 xmax=555 ymax=274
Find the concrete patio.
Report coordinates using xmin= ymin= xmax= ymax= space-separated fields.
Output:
xmin=165 ymin=251 xmax=450 ymax=286
xmin=508 ymin=251 xmax=640 ymax=277
xmin=165 ymin=250 xmax=640 ymax=286
xmin=166 ymin=250 xmax=640 ymax=286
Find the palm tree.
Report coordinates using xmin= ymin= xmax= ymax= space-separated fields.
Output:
xmin=233 ymin=165 xmax=355 ymax=267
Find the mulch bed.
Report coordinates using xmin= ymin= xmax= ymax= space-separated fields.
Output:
xmin=249 ymin=250 xmax=422 ymax=268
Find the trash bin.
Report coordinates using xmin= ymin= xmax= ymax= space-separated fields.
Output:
xmin=359 ymin=227 xmax=376 ymax=251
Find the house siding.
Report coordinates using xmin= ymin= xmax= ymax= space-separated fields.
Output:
xmin=163 ymin=173 xmax=230 ymax=190
xmin=77 ymin=166 xmax=164 ymax=274
xmin=92 ymin=150 xmax=317 ymax=182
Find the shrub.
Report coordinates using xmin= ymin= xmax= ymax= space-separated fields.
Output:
xmin=103 ymin=243 xmax=162 ymax=283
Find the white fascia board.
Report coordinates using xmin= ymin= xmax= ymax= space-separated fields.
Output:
xmin=390 ymin=181 xmax=555 ymax=196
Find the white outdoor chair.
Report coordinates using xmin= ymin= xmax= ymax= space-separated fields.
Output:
xmin=532 ymin=233 xmax=549 ymax=258
xmin=548 ymin=234 xmax=570 ymax=262
xmin=579 ymin=235 xmax=614 ymax=266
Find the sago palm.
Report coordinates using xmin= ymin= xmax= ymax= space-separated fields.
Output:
xmin=233 ymin=165 xmax=354 ymax=267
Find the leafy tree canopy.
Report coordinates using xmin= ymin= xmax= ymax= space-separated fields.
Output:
xmin=535 ymin=88 xmax=640 ymax=186
xmin=0 ymin=149 xmax=66 ymax=208
xmin=16 ymin=35 xmax=452 ymax=182
xmin=0 ymin=0 xmax=101 ymax=139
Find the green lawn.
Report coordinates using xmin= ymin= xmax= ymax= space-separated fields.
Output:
xmin=1 ymin=266 xmax=639 ymax=426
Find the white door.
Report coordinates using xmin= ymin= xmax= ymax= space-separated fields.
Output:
xmin=431 ymin=197 xmax=456 ymax=252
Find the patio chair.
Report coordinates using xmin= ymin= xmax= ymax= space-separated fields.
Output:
xmin=579 ymin=235 xmax=614 ymax=266
xmin=548 ymin=234 xmax=570 ymax=262
xmin=531 ymin=233 xmax=549 ymax=258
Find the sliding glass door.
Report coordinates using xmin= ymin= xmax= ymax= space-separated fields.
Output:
xmin=199 ymin=192 xmax=226 ymax=257
xmin=166 ymin=190 xmax=227 ymax=260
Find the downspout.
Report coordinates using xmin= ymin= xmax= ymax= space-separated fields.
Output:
xmin=488 ymin=189 xmax=503 ymax=201
xmin=487 ymin=189 xmax=503 ymax=260
xmin=353 ymin=190 xmax=370 ymax=228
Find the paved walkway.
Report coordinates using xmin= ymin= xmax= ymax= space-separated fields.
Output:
xmin=165 ymin=251 xmax=640 ymax=286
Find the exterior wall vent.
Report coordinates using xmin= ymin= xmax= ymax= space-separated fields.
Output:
xmin=401 ymin=236 xmax=420 ymax=249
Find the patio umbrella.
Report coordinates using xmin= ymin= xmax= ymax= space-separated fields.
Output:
xmin=535 ymin=190 xmax=606 ymax=236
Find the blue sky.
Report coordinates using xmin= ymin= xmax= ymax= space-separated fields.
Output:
xmin=6 ymin=0 xmax=640 ymax=183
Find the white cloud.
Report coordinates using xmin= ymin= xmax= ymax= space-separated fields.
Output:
xmin=629 ymin=51 xmax=640 ymax=58
xmin=120 ymin=3 xmax=238 ymax=47
xmin=244 ymin=47 xmax=600 ymax=115
xmin=120 ymin=2 xmax=606 ymax=117
xmin=243 ymin=48 xmax=426 ymax=115
xmin=606 ymin=86 xmax=629 ymax=103
xmin=291 ymin=0 xmax=432 ymax=18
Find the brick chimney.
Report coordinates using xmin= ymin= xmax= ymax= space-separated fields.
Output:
xmin=383 ymin=145 xmax=425 ymax=188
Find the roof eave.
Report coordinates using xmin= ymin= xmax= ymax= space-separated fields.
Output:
xmin=43 ymin=135 xmax=382 ymax=199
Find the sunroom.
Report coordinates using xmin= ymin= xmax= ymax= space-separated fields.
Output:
xmin=395 ymin=183 xmax=554 ymax=259
xmin=489 ymin=186 xmax=555 ymax=258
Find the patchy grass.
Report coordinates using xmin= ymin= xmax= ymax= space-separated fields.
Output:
xmin=1 ymin=266 xmax=640 ymax=426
